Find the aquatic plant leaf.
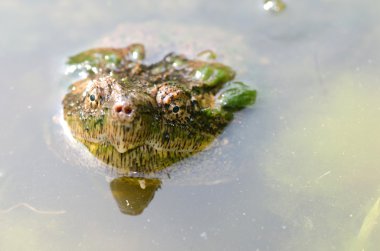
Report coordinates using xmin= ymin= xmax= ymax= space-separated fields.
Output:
xmin=352 ymin=198 xmax=380 ymax=250
xmin=67 ymin=49 xmax=123 ymax=74
xmin=217 ymin=81 xmax=257 ymax=111
xmin=193 ymin=63 xmax=235 ymax=87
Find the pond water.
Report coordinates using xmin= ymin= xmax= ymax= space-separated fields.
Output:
xmin=1 ymin=0 xmax=380 ymax=250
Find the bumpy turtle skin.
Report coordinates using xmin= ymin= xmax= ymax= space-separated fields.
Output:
xmin=63 ymin=44 xmax=246 ymax=175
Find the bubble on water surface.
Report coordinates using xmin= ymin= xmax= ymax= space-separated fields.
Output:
xmin=263 ymin=0 xmax=286 ymax=13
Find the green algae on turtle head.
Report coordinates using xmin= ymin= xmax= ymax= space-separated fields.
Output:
xmin=67 ymin=44 xmax=145 ymax=75
xmin=62 ymin=43 xmax=256 ymax=175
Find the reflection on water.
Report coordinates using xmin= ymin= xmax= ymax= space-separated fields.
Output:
xmin=110 ymin=177 xmax=161 ymax=215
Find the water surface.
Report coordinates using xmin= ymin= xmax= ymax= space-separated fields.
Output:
xmin=1 ymin=0 xmax=380 ymax=250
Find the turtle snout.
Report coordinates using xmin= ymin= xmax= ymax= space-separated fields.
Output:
xmin=112 ymin=101 xmax=135 ymax=122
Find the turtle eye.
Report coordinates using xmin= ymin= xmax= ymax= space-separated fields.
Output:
xmin=88 ymin=93 xmax=99 ymax=108
xmin=172 ymin=106 xmax=180 ymax=113
xmin=156 ymin=83 xmax=192 ymax=123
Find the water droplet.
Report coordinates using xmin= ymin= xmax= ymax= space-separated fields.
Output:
xmin=263 ymin=0 xmax=286 ymax=13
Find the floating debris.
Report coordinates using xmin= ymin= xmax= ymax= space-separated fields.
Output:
xmin=263 ymin=0 xmax=286 ymax=14
xmin=0 ymin=202 xmax=66 ymax=215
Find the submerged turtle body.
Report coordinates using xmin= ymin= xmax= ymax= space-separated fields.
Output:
xmin=63 ymin=42 xmax=256 ymax=175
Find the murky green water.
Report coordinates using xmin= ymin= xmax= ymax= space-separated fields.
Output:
xmin=1 ymin=0 xmax=380 ymax=250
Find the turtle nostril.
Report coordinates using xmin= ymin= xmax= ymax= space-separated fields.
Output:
xmin=114 ymin=105 xmax=123 ymax=113
xmin=114 ymin=103 xmax=133 ymax=116
xmin=123 ymin=106 xmax=132 ymax=114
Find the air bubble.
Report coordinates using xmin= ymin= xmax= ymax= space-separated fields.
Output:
xmin=263 ymin=0 xmax=286 ymax=13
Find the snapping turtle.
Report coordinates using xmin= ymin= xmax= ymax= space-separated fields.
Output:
xmin=63 ymin=43 xmax=256 ymax=175
xmin=51 ymin=23 xmax=257 ymax=215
